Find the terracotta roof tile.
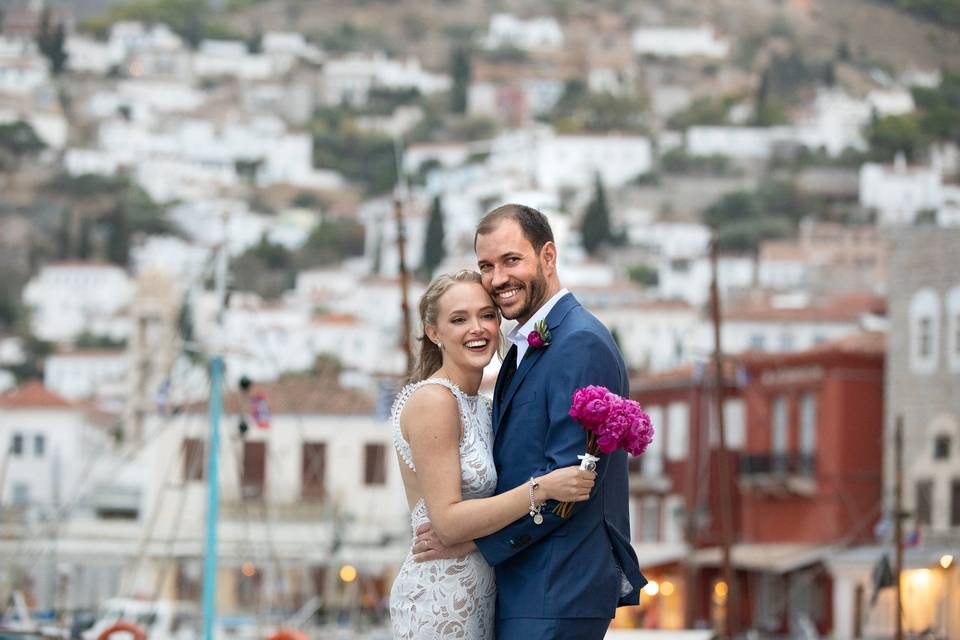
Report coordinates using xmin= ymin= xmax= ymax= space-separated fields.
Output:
xmin=183 ymin=374 xmax=375 ymax=415
xmin=0 ymin=380 xmax=73 ymax=409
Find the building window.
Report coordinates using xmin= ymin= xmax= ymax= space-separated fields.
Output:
xmin=12 ymin=483 xmax=29 ymax=507
xmin=641 ymin=496 xmax=660 ymax=542
xmin=918 ymin=317 xmax=932 ymax=357
xmin=364 ymin=443 xmax=386 ymax=485
xmin=771 ymin=395 xmax=789 ymax=472
xmin=34 ymin=435 xmax=45 ymax=457
xmin=952 ymin=479 xmax=960 ymax=528
xmin=236 ymin=566 xmax=262 ymax=609
xmin=934 ymin=435 xmax=951 ymax=461
xmin=909 ymin=288 xmax=939 ymax=374
xmin=799 ymin=393 xmax=817 ymax=456
xmin=242 ymin=441 xmax=266 ymax=498
xmin=182 ymin=438 xmax=205 ymax=482
xmin=10 ymin=433 xmax=23 ymax=456
xmin=749 ymin=334 xmax=766 ymax=351
xmin=916 ymin=480 xmax=933 ymax=526
xmin=301 ymin=442 xmax=326 ymax=499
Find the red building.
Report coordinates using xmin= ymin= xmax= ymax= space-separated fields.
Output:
xmin=622 ymin=332 xmax=884 ymax=636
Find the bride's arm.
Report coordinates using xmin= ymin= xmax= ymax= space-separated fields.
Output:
xmin=404 ymin=385 xmax=594 ymax=547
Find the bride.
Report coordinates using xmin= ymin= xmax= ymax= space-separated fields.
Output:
xmin=389 ymin=270 xmax=595 ymax=639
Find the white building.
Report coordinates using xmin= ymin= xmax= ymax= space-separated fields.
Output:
xmin=44 ymin=350 xmax=129 ymax=401
xmin=860 ymin=155 xmax=943 ymax=226
xmin=483 ymin=13 xmax=564 ymax=51
xmin=89 ymin=115 xmax=342 ymax=200
xmin=867 ymin=88 xmax=916 ymax=117
xmin=131 ymin=235 xmax=212 ymax=284
xmin=22 ymin=262 xmax=134 ymax=343
xmin=795 ymin=89 xmax=871 ymax=156
xmin=687 ymin=126 xmax=795 ymax=159
xmin=0 ymin=381 xmax=137 ymax=610
xmin=192 ymin=39 xmax=287 ymax=80
xmin=656 ymin=254 xmax=756 ymax=308
xmin=626 ymin=222 xmax=711 ymax=260
xmin=127 ymin=376 xmax=408 ymax=610
xmin=632 ymin=26 xmax=730 ymax=58
xmin=691 ymin=291 xmax=886 ymax=355
xmin=488 ymin=127 xmax=653 ymax=191
xmin=0 ymin=36 xmax=49 ymax=95
xmin=321 ymin=52 xmax=451 ymax=107
xmin=65 ymin=36 xmax=115 ymax=74
xmin=590 ymin=298 xmax=700 ymax=372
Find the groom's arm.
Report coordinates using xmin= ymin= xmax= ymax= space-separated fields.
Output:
xmin=472 ymin=328 xmax=623 ymax=567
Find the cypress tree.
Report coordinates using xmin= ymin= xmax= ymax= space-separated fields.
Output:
xmin=421 ymin=196 xmax=446 ymax=278
xmin=581 ymin=173 xmax=613 ymax=256
xmin=451 ymin=47 xmax=471 ymax=114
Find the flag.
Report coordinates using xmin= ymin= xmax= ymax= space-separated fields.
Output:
xmin=250 ymin=392 xmax=270 ymax=429
xmin=155 ymin=379 xmax=171 ymax=415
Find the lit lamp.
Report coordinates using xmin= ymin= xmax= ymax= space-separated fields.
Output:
xmin=940 ymin=554 xmax=954 ymax=570
xmin=339 ymin=564 xmax=358 ymax=583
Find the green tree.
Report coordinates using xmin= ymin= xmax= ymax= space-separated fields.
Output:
xmin=450 ymin=47 xmax=471 ymax=114
xmin=421 ymin=196 xmax=446 ymax=278
xmin=106 ymin=206 xmax=130 ymax=266
xmin=36 ymin=6 xmax=68 ymax=75
xmin=0 ymin=121 xmax=46 ymax=171
xmin=868 ymin=114 xmax=929 ymax=162
xmin=581 ymin=173 xmax=614 ymax=256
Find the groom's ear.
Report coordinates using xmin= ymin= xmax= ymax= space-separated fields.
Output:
xmin=540 ymin=241 xmax=558 ymax=273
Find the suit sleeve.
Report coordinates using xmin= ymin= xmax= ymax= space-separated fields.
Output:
xmin=474 ymin=328 xmax=624 ymax=567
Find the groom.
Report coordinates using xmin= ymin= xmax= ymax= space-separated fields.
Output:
xmin=414 ymin=204 xmax=645 ymax=639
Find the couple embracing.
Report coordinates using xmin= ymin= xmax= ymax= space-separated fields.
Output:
xmin=389 ymin=204 xmax=646 ymax=639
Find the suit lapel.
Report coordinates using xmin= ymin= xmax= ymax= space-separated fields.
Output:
xmin=493 ymin=293 xmax=580 ymax=436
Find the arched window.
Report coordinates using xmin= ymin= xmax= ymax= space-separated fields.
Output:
xmin=909 ymin=288 xmax=939 ymax=375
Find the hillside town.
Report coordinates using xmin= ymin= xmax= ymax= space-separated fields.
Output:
xmin=0 ymin=0 xmax=958 ymax=637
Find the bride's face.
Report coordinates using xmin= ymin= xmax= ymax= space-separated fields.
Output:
xmin=428 ymin=282 xmax=500 ymax=372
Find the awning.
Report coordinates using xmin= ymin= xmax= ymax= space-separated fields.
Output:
xmin=690 ymin=543 xmax=833 ymax=573
xmin=632 ymin=542 xmax=689 ymax=569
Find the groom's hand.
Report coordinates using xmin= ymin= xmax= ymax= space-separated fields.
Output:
xmin=412 ymin=523 xmax=477 ymax=562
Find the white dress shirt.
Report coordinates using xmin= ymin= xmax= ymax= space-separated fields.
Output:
xmin=505 ymin=288 xmax=570 ymax=364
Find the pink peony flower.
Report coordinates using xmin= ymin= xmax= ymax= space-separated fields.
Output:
xmin=569 ymin=386 xmax=654 ymax=456
xmin=527 ymin=331 xmax=546 ymax=349
xmin=569 ymin=385 xmax=614 ymax=430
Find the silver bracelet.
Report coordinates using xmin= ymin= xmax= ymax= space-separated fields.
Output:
xmin=528 ymin=477 xmax=543 ymax=525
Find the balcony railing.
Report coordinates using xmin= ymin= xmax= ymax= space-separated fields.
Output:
xmin=739 ymin=452 xmax=816 ymax=476
xmin=738 ymin=452 xmax=816 ymax=496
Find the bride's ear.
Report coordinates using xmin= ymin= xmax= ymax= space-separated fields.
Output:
xmin=424 ymin=324 xmax=440 ymax=345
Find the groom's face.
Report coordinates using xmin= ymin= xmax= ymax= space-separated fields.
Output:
xmin=475 ymin=219 xmax=550 ymax=325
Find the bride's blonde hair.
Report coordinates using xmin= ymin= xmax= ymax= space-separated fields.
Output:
xmin=411 ymin=270 xmax=501 ymax=383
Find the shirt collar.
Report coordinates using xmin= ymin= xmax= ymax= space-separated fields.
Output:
xmin=506 ymin=288 xmax=569 ymax=363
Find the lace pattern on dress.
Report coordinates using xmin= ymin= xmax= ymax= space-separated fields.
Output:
xmin=389 ymin=377 xmax=498 ymax=640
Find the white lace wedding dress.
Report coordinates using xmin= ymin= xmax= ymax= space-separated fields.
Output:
xmin=389 ymin=378 xmax=498 ymax=640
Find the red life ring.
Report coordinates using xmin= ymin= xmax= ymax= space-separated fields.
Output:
xmin=96 ymin=621 xmax=147 ymax=640
xmin=268 ymin=629 xmax=310 ymax=640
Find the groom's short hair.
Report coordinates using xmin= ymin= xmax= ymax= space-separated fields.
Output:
xmin=475 ymin=204 xmax=555 ymax=253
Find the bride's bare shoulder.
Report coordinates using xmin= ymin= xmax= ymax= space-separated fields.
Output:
xmin=401 ymin=384 xmax=460 ymax=440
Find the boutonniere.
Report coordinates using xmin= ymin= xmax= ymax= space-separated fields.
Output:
xmin=527 ymin=319 xmax=551 ymax=349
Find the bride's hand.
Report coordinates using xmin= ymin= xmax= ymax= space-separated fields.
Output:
xmin=537 ymin=467 xmax=595 ymax=502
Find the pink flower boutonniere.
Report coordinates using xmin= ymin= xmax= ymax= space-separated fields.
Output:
xmin=527 ymin=319 xmax=551 ymax=349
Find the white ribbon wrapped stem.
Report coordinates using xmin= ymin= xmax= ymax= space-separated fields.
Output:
xmin=578 ymin=453 xmax=600 ymax=471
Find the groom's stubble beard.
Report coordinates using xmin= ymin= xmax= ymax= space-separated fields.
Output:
xmin=500 ymin=263 xmax=548 ymax=324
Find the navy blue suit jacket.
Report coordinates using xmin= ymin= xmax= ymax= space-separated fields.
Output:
xmin=475 ymin=293 xmax=646 ymax=620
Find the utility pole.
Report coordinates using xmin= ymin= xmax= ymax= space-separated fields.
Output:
xmin=893 ymin=415 xmax=904 ymax=640
xmin=393 ymin=135 xmax=413 ymax=376
xmin=709 ymin=235 xmax=737 ymax=638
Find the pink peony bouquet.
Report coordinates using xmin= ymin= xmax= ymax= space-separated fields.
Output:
xmin=554 ymin=385 xmax=654 ymax=518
